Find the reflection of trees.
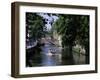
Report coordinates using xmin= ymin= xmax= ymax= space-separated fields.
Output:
xmin=53 ymin=15 xmax=89 ymax=64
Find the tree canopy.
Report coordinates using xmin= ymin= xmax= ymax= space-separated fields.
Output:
xmin=52 ymin=14 xmax=89 ymax=63
xmin=26 ymin=13 xmax=46 ymax=40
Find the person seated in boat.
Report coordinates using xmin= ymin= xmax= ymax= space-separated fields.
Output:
xmin=50 ymin=49 xmax=56 ymax=54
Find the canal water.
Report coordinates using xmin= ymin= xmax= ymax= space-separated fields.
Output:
xmin=41 ymin=42 xmax=62 ymax=66
xmin=26 ymin=40 xmax=86 ymax=67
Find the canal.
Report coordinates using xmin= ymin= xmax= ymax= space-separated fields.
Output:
xmin=26 ymin=38 xmax=86 ymax=67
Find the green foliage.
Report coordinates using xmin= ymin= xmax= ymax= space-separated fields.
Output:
xmin=52 ymin=14 xmax=89 ymax=56
xmin=26 ymin=13 xmax=45 ymax=40
xmin=77 ymin=16 xmax=89 ymax=47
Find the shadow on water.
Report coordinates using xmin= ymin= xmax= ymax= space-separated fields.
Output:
xmin=61 ymin=48 xmax=75 ymax=65
xmin=26 ymin=43 xmax=43 ymax=67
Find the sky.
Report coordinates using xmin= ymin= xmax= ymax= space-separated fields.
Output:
xmin=39 ymin=13 xmax=59 ymax=31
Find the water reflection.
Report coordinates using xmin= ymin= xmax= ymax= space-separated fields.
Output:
xmin=26 ymin=41 xmax=87 ymax=67
xmin=41 ymin=43 xmax=62 ymax=66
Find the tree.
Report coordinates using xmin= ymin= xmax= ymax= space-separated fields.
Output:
xmin=53 ymin=15 xmax=78 ymax=58
xmin=76 ymin=16 xmax=89 ymax=63
xmin=26 ymin=12 xmax=46 ymax=42
xmin=53 ymin=14 xmax=89 ymax=63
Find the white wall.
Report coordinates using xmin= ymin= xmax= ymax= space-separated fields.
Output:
xmin=0 ymin=0 xmax=100 ymax=80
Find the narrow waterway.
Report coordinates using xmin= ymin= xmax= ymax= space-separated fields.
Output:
xmin=41 ymin=42 xmax=62 ymax=66
xmin=26 ymin=38 xmax=86 ymax=67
